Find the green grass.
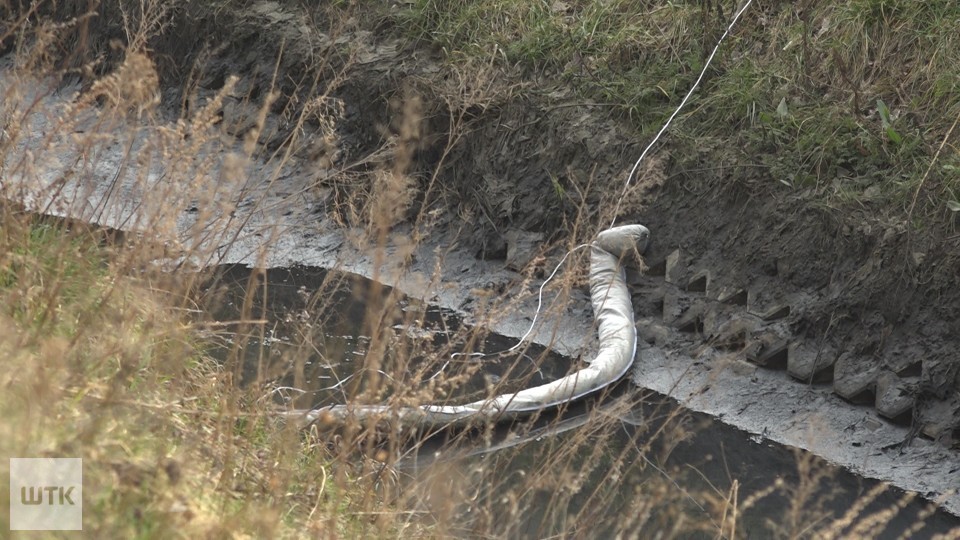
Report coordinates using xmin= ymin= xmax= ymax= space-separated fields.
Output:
xmin=388 ymin=0 xmax=960 ymax=221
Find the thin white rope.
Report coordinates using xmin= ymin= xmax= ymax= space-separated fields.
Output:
xmin=610 ymin=0 xmax=755 ymax=227
xmin=506 ymin=242 xmax=591 ymax=351
xmin=479 ymin=0 xmax=755 ymax=368
xmin=493 ymin=0 xmax=755 ymax=354
xmin=450 ymin=242 xmax=591 ymax=361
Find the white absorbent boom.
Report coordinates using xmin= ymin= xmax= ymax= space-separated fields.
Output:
xmin=286 ymin=224 xmax=650 ymax=429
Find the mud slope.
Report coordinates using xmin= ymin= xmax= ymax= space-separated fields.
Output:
xmin=7 ymin=0 xmax=959 ymax=513
xmin=228 ymin=0 xmax=960 ymax=450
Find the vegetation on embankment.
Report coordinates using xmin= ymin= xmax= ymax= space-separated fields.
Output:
xmin=17 ymin=0 xmax=960 ymax=226
xmin=389 ymin=0 xmax=960 ymax=224
xmin=0 ymin=214 xmax=421 ymax=536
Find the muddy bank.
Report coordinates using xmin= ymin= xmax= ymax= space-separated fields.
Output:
xmin=3 ymin=0 xmax=959 ymax=516
xmin=203 ymin=264 xmax=960 ymax=536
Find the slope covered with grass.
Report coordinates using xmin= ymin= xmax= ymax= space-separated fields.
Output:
xmin=394 ymin=0 xmax=960 ymax=221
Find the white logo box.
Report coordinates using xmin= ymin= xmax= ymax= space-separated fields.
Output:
xmin=9 ymin=458 xmax=83 ymax=531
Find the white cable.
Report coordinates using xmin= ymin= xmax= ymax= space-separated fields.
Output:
xmin=447 ymin=1 xmax=755 ymax=362
xmin=506 ymin=243 xmax=591 ymax=352
xmin=610 ymin=0 xmax=754 ymax=227
xmin=449 ymin=243 xmax=590 ymax=360
xmin=458 ymin=0 xmax=757 ymax=383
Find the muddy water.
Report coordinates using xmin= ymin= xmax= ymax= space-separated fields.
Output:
xmin=203 ymin=265 xmax=574 ymax=410
xmin=203 ymin=265 xmax=959 ymax=538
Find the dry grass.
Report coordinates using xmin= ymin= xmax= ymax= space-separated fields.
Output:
xmin=0 ymin=1 xmax=958 ymax=538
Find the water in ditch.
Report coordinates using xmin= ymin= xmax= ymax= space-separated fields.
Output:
xmin=201 ymin=264 xmax=960 ymax=538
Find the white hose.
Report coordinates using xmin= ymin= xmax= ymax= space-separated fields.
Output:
xmin=286 ymin=224 xmax=650 ymax=429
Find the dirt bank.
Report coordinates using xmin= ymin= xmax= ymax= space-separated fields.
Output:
xmin=5 ymin=0 xmax=960 ymax=515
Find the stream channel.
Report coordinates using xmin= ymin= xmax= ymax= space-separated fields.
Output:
xmin=203 ymin=264 xmax=960 ymax=538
